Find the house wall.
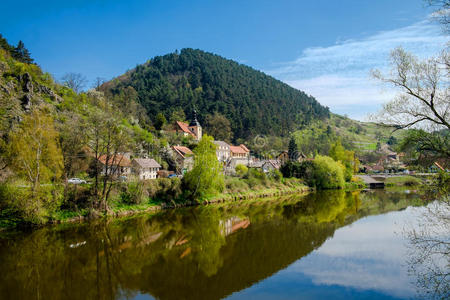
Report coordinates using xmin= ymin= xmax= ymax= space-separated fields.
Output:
xmin=216 ymin=147 xmax=230 ymax=161
xmin=102 ymin=165 xmax=131 ymax=176
xmin=137 ymin=167 xmax=159 ymax=180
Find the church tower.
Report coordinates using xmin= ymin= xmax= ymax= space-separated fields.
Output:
xmin=188 ymin=110 xmax=202 ymax=141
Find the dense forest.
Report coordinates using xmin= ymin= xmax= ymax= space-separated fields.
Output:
xmin=102 ymin=48 xmax=330 ymax=140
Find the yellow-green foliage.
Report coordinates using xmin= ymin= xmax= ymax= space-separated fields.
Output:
xmin=310 ymin=155 xmax=346 ymax=189
xmin=182 ymin=135 xmax=224 ymax=200
xmin=329 ymin=139 xmax=359 ymax=181
xmin=0 ymin=181 xmax=64 ymax=225
xmin=8 ymin=109 xmax=63 ymax=190
xmin=235 ymin=164 xmax=248 ymax=177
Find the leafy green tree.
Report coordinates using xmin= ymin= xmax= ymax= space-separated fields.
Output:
xmin=169 ymin=108 xmax=186 ymax=123
xmin=310 ymin=155 xmax=345 ymax=189
xmin=205 ymin=112 xmax=233 ymax=142
xmin=154 ymin=112 xmax=167 ymax=130
xmin=329 ymin=139 xmax=358 ymax=181
xmin=8 ymin=110 xmax=63 ymax=196
xmin=182 ymin=135 xmax=224 ymax=200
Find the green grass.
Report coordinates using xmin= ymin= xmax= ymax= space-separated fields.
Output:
xmin=50 ymin=209 xmax=89 ymax=221
xmin=384 ymin=176 xmax=423 ymax=187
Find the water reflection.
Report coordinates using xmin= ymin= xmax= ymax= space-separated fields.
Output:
xmin=0 ymin=190 xmax=430 ymax=300
xmin=405 ymin=198 xmax=450 ymax=300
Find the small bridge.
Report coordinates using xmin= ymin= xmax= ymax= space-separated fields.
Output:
xmin=357 ymin=175 xmax=385 ymax=189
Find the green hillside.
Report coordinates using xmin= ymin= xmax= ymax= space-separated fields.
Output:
xmin=101 ymin=48 xmax=330 ymax=140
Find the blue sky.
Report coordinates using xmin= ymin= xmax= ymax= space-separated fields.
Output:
xmin=1 ymin=0 xmax=447 ymax=119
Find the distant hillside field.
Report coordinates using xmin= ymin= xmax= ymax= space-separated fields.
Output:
xmin=102 ymin=48 xmax=330 ymax=140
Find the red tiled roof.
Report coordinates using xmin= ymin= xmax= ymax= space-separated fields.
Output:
xmin=173 ymin=146 xmax=193 ymax=158
xmin=240 ymin=144 xmax=249 ymax=152
xmin=98 ymin=155 xmax=131 ymax=167
xmin=176 ymin=121 xmax=196 ymax=137
xmin=230 ymin=144 xmax=250 ymax=154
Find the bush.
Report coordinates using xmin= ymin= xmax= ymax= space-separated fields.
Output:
xmin=235 ymin=164 xmax=248 ymax=177
xmin=269 ymin=169 xmax=283 ymax=182
xmin=225 ymin=177 xmax=249 ymax=193
xmin=309 ymin=155 xmax=346 ymax=189
xmin=119 ymin=181 xmax=145 ymax=205
xmin=0 ymin=182 xmax=64 ymax=225
xmin=280 ymin=161 xmax=314 ymax=179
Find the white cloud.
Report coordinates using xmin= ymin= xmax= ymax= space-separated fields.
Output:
xmin=267 ymin=19 xmax=449 ymax=120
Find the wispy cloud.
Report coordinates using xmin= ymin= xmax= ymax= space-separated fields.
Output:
xmin=267 ymin=19 xmax=449 ymax=120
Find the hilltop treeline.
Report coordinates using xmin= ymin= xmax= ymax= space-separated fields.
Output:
xmin=102 ymin=48 xmax=330 ymax=140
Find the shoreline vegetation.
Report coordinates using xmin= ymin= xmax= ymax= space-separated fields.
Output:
xmin=0 ymin=173 xmax=434 ymax=230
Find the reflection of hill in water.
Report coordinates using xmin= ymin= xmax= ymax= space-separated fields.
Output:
xmin=0 ymin=190 xmax=424 ymax=300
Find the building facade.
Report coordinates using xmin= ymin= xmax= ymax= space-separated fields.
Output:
xmin=131 ymin=158 xmax=161 ymax=180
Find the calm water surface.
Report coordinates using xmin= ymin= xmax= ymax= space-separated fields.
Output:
xmin=0 ymin=189 xmax=446 ymax=300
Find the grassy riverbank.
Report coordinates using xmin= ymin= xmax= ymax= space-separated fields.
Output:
xmin=0 ymin=174 xmax=310 ymax=228
xmin=0 ymin=173 xmax=436 ymax=229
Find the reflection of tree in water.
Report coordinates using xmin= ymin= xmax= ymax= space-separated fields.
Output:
xmin=0 ymin=189 xmax=428 ymax=300
xmin=405 ymin=196 xmax=450 ymax=300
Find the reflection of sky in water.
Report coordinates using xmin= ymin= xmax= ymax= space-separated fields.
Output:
xmin=227 ymin=206 xmax=426 ymax=300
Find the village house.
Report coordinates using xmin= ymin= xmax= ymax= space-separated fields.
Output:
xmin=131 ymin=158 xmax=161 ymax=180
xmin=223 ymin=144 xmax=251 ymax=169
xmin=214 ymin=141 xmax=231 ymax=162
xmin=98 ymin=154 xmax=132 ymax=177
xmin=262 ymin=160 xmax=282 ymax=173
xmin=230 ymin=144 xmax=250 ymax=159
xmin=172 ymin=111 xmax=202 ymax=141
xmin=172 ymin=145 xmax=194 ymax=174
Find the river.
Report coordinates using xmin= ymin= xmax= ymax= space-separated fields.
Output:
xmin=0 ymin=189 xmax=448 ymax=300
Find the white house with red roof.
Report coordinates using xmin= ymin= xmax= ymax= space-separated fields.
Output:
xmin=173 ymin=111 xmax=202 ymax=141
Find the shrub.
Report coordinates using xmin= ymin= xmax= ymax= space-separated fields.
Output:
xmin=269 ymin=169 xmax=283 ymax=182
xmin=0 ymin=182 xmax=64 ymax=225
xmin=280 ymin=161 xmax=314 ymax=179
xmin=224 ymin=177 xmax=249 ymax=193
xmin=119 ymin=181 xmax=146 ymax=205
xmin=309 ymin=155 xmax=346 ymax=189
xmin=235 ymin=164 xmax=248 ymax=177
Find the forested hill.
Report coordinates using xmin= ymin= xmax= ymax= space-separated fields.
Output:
xmin=102 ymin=48 xmax=329 ymax=139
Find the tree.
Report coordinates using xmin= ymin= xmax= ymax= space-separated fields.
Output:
xmin=310 ymin=155 xmax=345 ymax=189
xmin=169 ymin=108 xmax=186 ymax=123
xmin=372 ymin=48 xmax=449 ymax=131
xmin=154 ymin=112 xmax=167 ymax=130
xmin=58 ymin=112 xmax=89 ymax=179
xmin=12 ymin=40 xmax=34 ymax=64
xmin=329 ymin=139 xmax=358 ymax=181
xmin=93 ymin=77 xmax=105 ymax=90
xmin=182 ymin=135 xmax=224 ymax=200
xmin=205 ymin=112 xmax=233 ymax=142
xmin=61 ymin=72 xmax=87 ymax=94
xmin=8 ymin=110 xmax=63 ymax=196
xmin=288 ymin=137 xmax=299 ymax=160
xmin=86 ymin=105 xmax=131 ymax=211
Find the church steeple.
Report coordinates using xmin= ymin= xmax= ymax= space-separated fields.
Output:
xmin=188 ymin=109 xmax=202 ymax=141
xmin=189 ymin=109 xmax=200 ymax=127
